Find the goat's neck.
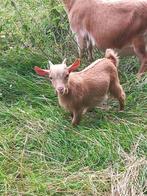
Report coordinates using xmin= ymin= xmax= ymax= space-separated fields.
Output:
xmin=61 ymin=0 xmax=75 ymax=12
xmin=58 ymin=89 xmax=70 ymax=98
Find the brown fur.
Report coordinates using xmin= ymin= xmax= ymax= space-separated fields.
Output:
xmin=34 ymin=49 xmax=125 ymax=126
xmin=61 ymin=0 xmax=147 ymax=76
xmin=58 ymin=49 xmax=125 ymax=125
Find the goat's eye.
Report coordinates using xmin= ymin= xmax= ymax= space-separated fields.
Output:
xmin=65 ymin=73 xmax=69 ymax=79
xmin=49 ymin=77 xmax=53 ymax=80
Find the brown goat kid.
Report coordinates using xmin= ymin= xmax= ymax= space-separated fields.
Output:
xmin=34 ymin=49 xmax=125 ymax=126
xmin=61 ymin=0 xmax=147 ymax=76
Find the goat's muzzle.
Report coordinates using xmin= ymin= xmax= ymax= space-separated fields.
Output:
xmin=57 ymin=87 xmax=68 ymax=95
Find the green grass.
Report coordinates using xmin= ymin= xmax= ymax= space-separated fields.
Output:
xmin=0 ymin=0 xmax=147 ymax=195
xmin=0 ymin=48 xmax=146 ymax=195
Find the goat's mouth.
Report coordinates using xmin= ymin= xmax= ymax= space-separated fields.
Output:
xmin=64 ymin=88 xmax=69 ymax=94
xmin=57 ymin=88 xmax=68 ymax=95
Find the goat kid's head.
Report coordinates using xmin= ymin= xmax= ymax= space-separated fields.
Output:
xmin=34 ymin=58 xmax=80 ymax=95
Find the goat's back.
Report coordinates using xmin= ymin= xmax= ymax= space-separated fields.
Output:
xmin=68 ymin=59 xmax=116 ymax=104
xmin=58 ymin=57 xmax=120 ymax=113
xmin=69 ymin=0 xmax=147 ymax=49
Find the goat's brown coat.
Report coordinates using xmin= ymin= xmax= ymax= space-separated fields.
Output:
xmin=58 ymin=52 xmax=125 ymax=125
xmin=61 ymin=0 xmax=147 ymax=75
xmin=34 ymin=49 xmax=125 ymax=126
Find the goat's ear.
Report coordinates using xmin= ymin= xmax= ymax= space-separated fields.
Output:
xmin=68 ymin=59 xmax=80 ymax=73
xmin=34 ymin=66 xmax=50 ymax=76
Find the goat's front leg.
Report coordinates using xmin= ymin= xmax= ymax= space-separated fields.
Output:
xmin=71 ymin=110 xmax=82 ymax=126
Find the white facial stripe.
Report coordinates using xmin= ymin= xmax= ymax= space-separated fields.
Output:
xmin=50 ymin=64 xmax=67 ymax=76
xmin=49 ymin=63 xmax=69 ymax=94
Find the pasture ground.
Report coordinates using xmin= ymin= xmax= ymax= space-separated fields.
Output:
xmin=0 ymin=0 xmax=146 ymax=195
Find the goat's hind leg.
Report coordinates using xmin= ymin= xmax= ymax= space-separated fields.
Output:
xmin=76 ymin=35 xmax=86 ymax=59
xmin=76 ymin=34 xmax=93 ymax=61
xmin=133 ymin=35 xmax=147 ymax=76
xmin=87 ymin=40 xmax=93 ymax=62
xmin=110 ymin=79 xmax=126 ymax=111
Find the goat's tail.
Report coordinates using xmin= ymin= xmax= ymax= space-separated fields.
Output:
xmin=105 ymin=49 xmax=119 ymax=67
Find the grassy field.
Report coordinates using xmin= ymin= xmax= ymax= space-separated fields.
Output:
xmin=0 ymin=0 xmax=147 ymax=195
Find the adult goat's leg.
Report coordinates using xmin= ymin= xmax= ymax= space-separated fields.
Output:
xmin=76 ymin=35 xmax=86 ymax=59
xmin=133 ymin=35 xmax=147 ymax=76
xmin=88 ymin=41 xmax=93 ymax=62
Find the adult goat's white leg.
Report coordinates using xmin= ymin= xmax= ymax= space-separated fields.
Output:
xmin=76 ymin=34 xmax=86 ymax=59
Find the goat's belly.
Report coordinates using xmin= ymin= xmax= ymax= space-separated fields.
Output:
xmin=83 ymin=95 xmax=108 ymax=112
xmin=115 ymin=33 xmax=147 ymax=56
xmin=84 ymin=84 xmax=109 ymax=108
xmin=93 ymin=34 xmax=131 ymax=50
xmin=116 ymin=46 xmax=135 ymax=56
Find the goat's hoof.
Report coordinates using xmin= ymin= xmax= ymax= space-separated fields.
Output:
xmin=119 ymin=109 xmax=124 ymax=112
xmin=137 ymin=71 xmax=147 ymax=79
xmin=72 ymin=122 xmax=79 ymax=126
xmin=72 ymin=119 xmax=80 ymax=126
xmin=136 ymin=73 xmax=142 ymax=80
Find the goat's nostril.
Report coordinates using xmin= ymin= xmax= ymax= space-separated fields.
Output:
xmin=57 ymin=87 xmax=64 ymax=93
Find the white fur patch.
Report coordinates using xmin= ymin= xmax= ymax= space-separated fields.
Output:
xmin=72 ymin=29 xmax=96 ymax=48
xmin=79 ymin=29 xmax=86 ymax=38
xmin=87 ymin=32 xmax=96 ymax=47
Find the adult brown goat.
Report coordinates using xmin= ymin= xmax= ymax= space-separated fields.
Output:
xmin=61 ymin=0 xmax=147 ymax=76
